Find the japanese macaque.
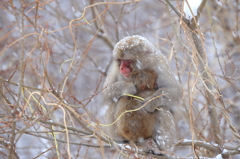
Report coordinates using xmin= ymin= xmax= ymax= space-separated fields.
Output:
xmin=115 ymin=69 xmax=158 ymax=142
xmin=103 ymin=35 xmax=182 ymax=151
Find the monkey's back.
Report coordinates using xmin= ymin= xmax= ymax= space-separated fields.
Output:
xmin=115 ymin=90 xmax=157 ymax=142
xmin=114 ymin=70 xmax=158 ymax=142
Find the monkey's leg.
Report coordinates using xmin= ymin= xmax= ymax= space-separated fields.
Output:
xmin=142 ymin=138 xmax=164 ymax=155
xmin=105 ymin=106 xmax=119 ymax=139
xmin=129 ymin=140 xmax=139 ymax=157
xmin=153 ymin=110 xmax=176 ymax=153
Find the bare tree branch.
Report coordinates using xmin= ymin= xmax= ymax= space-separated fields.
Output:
xmin=164 ymin=0 xmax=224 ymax=147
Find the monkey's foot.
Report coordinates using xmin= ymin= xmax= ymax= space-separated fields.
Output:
xmin=143 ymin=138 xmax=163 ymax=155
xmin=145 ymin=150 xmax=164 ymax=156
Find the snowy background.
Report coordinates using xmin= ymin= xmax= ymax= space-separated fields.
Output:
xmin=0 ymin=0 xmax=240 ymax=158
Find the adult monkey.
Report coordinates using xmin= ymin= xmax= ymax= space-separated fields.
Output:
xmin=103 ymin=35 xmax=182 ymax=151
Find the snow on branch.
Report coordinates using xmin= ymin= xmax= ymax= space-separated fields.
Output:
xmin=176 ymin=139 xmax=221 ymax=153
xmin=165 ymin=0 xmax=207 ymax=23
xmin=183 ymin=0 xmax=202 ymax=19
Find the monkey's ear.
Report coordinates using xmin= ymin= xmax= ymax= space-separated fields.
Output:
xmin=139 ymin=84 xmax=147 ymax=91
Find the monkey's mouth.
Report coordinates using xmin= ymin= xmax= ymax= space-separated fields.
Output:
xmin=122 ymin=72 xmax=131 ymax=77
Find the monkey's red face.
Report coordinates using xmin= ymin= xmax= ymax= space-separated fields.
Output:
xmin=120 ymin=60 xmax=131 ymax=77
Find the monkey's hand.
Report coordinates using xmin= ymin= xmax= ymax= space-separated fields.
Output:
xmin=104 ymin=81 xmax=137 ymax=102
xmin=143 ymin=93 xmax=170 ymax=113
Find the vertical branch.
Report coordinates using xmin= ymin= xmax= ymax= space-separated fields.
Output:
xmin=188 ymin=64 xmax=199 ymax=158
xmin=191 ymin=32 xmax=223 ymax=146
xmin=164 ymin=0 xmax=223 ymax=147
xmin=8 ymin=2 xmax=25 ymax=159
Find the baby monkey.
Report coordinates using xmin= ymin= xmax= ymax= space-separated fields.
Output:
xmin=114 ymin=69 xmax=158 ymax=142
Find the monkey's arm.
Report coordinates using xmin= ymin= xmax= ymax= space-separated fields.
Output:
xmin=143 ymin=86 xmax=182 ymax=113
xmin=103 ymin=81 xmax=137 ymax=103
